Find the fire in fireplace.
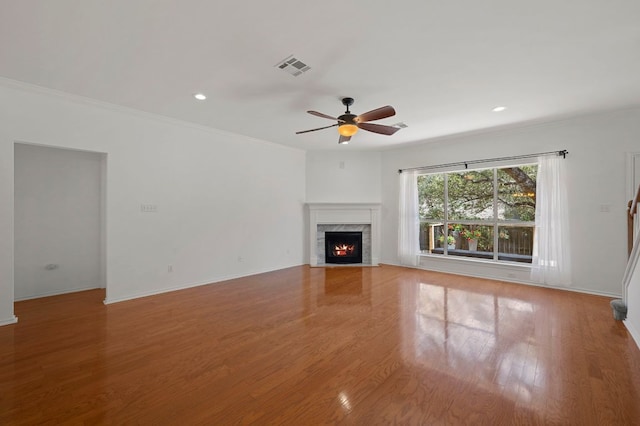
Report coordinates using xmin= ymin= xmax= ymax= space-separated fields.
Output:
xmin=325 ymin=231 xmax=363 ymax=264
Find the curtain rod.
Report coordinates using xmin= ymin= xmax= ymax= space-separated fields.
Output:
xmin=398 ymin=149 xmax=568 ymax=174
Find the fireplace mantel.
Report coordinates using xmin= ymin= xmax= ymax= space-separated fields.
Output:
xmin=306 ymin=203 xmax=381 ymax=266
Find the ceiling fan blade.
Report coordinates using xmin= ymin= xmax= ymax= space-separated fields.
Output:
xmin=358 ymin=122 xmax=400 ymax=136
xmin=307 ymin=110 xmax=343 ymax=121
xmin=355 ymin=105 xmax=396 ymax=123
xmin=296 ymin=123 xmax=338 ymax=134
xmin=339 ymin=134 xmax=351 ymax=144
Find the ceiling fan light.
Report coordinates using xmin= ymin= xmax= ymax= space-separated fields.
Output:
xmin=338 ymin=123 xmax=358 ymax=137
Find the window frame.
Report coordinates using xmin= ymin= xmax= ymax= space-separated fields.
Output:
xmin=418 ymin=162 xmax=537 ymax=263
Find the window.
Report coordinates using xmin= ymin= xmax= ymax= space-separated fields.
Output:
xmin=418 ymin=164 xmax=537 ymax=263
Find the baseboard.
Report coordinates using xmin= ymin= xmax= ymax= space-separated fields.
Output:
xmin=0 ymin=315 xmax=18 ymax=326
xmin=380 ymin=262 xmax=621 ymax=298
xmin=14 ymin=285 xmax=101 ymax=301
xmin=624 ymin=319 xmax=640 ymax=351
xmin=104 ymin=263 xmax=303 ymax=305
xmin=311 ymin=263 xmax=380 ymax=268
xmin=104 ymin=278 xmax=218 ymax=304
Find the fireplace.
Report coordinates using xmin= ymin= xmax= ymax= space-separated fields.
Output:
xmin=325 ymin=231 xmax=363 ymax=264
xmin=307 ymin=203 xmax=380 ymax=267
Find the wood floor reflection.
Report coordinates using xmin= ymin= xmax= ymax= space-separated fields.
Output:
xmin=1 ymin=265 xmax=639 ymax=424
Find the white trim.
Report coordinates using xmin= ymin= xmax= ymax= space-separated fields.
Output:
xmin=419 ymin=252 xmax=532 ymax=269
xmin=14 ymin=285 xmax=101 ymax=302
xmin=623 ymin=231 xmax=640 ymax=303
xmin=305 ymin=202 xmax=383 ymax=211
xmin=0 ymin=316 xmax=18 ymax=326
xmin=0 ymin=76 xmax=303 ymax=153
xmin=306 ymin=203 xmax=381 ymax=267
xmin=380 ymin=106 xmax=640 ymax=152
xmin=103 ymin=263 xmax=302 ymax=304
xmin=624 ymin=318 xmax=640 ymax=351
xmin=417 ymin=165 xmax=537 ymax=266
xmin=382 ymin=262 xmax=619 ymax=298
xmin=626 ymin=151 xmax=640 ymax=201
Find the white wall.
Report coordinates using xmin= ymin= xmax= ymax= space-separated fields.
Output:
xmin=0 ymin=131 xmax=15 ymax=325
xmin=381 ymin=108 xmax=640 ymax=296
xmin=0 ymin=79 xmax=306 ymax=323
xmin=14 ymin=144 xmax=104 ymax=300
xmin=306 ymin=151 xmax=382 ymax=202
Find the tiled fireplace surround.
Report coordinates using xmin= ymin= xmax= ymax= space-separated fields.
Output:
xmin=307 ymin=203 xmax=381 ymax=266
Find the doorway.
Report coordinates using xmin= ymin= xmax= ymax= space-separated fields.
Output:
xmin=14 ymin=143 xmax=106 ymax=300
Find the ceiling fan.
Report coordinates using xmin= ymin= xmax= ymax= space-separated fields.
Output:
xmin=296 ymin=97 xmax=400 ymax=144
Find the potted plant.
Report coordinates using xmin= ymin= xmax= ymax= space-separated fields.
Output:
xmin=439 ymin=235 xmax=456 ymax=249
xmin=448 ymin=223 xmax=463 ymax=237
xmin=461 ymin=228 xmax=481 ymax=251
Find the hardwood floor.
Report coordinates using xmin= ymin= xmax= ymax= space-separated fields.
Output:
xmin=1 ymin=265 xmax=639 ymax=425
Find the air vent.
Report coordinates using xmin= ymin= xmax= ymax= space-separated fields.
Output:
xmin=392 ymin=122 xmax=408 ymax=128
xmin=275 ymin=55 xmax=311 ymax=77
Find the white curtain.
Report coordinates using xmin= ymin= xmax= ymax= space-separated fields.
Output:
xmin=530 ymin=155 xmax=572 ymax=286
xmin=398 ymin=170 xmax=419 ymax=266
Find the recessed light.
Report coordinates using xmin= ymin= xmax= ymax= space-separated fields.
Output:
xmin=492 ymin=106 xmax=506 ymax=112
xmin=194 ymin=93 xmax=207 ymax=101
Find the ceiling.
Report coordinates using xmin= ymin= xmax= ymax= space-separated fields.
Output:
xmin=1 ymin=1 xmax=639 ymax=150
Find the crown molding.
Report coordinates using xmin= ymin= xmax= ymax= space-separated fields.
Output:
xmin=0 ymin=76 xmax=303 ymax=153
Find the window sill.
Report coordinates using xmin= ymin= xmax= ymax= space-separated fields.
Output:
xmin=428 ymin=248 xmax=532 ymax=264
xmin=419 ymin=251 xmax=532 ymax=270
